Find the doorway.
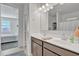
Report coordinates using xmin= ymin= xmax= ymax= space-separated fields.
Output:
xmin=0 ymin=4 xmax=19 ymax=55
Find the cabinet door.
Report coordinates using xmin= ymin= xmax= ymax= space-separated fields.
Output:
xmin=32 ymin=42 xmax=37 ymax=56
xmin=43 ymin=48 xmax=58 ymax=56
xmin=32 ymin=42 xmax=42 ymax=56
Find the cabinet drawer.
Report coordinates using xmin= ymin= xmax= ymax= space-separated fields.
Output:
xmin=44 ymin=42 xmax=79 ymax=56
xmin=31 ymin=37 xmax=42 ymax=45
xmin=44 ymin=48 xmax=58 ymax=56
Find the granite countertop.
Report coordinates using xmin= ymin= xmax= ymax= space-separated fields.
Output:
xmin=31 ymin=33 xmax=79 ymax=54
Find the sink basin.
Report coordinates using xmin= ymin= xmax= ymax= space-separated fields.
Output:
xmin=41 ymin=34 xmax=62 ymax=40
xmin=40 ymin=33 xmax=52 ymax=40
xmin=42 ymin=37 xmax=52 ymax=40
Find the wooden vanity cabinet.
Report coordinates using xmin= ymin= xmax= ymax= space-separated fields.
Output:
xmin=44 ymin=42 xmax=79 ymax=56
xmin=31 ymin=37 xmax=42 ymax=56
xmin=31 ymin=37 xmax=79 ymax=56
xmin=32 ymin=42 xmax=42 ymax=56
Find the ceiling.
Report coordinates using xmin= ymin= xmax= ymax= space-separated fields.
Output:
xmin=49 ymin=3 xmax=79 ymax=17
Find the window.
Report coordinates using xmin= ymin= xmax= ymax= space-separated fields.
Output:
xmin=1 ymin=18 xmax=11 ymax=33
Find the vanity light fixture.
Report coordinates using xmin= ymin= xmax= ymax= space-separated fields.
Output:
xmin=43 ymin=6 xmax=53 ymax=12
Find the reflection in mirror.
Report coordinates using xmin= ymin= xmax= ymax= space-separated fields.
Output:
xmin=40 ymin=3 xmax=79 ymax=42
xmin=40 ymin=3 xmax=79 ymax=31
xmin=58 ymin=3 xmax=79 ymax=31
xmin=48 ymin=8 xmax=57 ymax=30
xmin=40 ymin=3 xmax=58 ymax=31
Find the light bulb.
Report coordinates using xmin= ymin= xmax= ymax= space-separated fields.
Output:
xmin=42 ymin=5 xmax=45 ymax=9
xmin=39 ymin=7 xmax=42 ymax=11
xmin=46 ymin=3 xmax=49 ymax=6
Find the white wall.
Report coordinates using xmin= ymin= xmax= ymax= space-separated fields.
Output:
xmin=29 ymin=4 xmax=41 ymax=34
xmin=28 ymin=4 xmax=41 ymax=55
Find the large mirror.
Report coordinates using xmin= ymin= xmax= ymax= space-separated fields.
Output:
xmin=40 ymin=3 xmax=79 ymax=32
xmin=39 ymin=3 xmax=79 ymax=41
xmin=57 ymin=3 xmax=79 ymax=31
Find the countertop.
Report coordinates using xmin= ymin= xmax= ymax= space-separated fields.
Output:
xmin=31 ymin=33 xmax=79 ymax=54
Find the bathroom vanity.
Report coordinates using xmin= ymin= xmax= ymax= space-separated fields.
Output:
xmin=31 ymin=33 xmax=79 ymax=56
xmin=30 ymin=3 xmax=79 ymax=56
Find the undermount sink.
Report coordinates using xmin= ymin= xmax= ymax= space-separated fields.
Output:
xmin=42 ymin=37 xmax=52 ymax=40
xmin=41 ymin=34 xmax=53 ymax=40
xmin=41 ymin=35 xmax=62 ymax=40
xmin=41 ymin=33 xmax=62 ymax=40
